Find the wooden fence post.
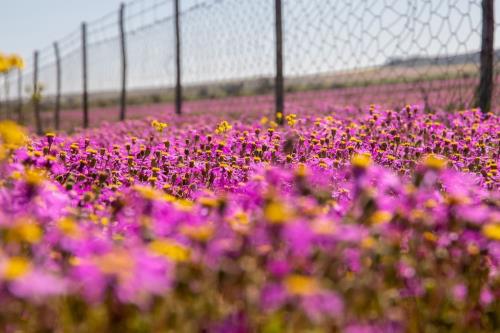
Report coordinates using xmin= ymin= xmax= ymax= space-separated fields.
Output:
xmin=33 ymin=51 xmax=42 ymax=135
xmin=119 ymin=3 xmax=128 ymax=121
xmin=174 ymin=0 xmax=182 ymax=115
xmin=54 ymin=42 xmax=62 ymax=130
xmin=82 ymin=22 xmax=89 ymax=128
xmin=274 ymin=0 xmax=284 ymax=124
xmin=476 ymin=0 xmax=495 ymax=113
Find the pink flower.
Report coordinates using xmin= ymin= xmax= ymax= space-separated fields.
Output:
xmin=10 ymin=271 xmax=67 ymax=300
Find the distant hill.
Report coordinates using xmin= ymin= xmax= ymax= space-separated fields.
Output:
xmin=384 ymin=50 xmax=500 ymax=67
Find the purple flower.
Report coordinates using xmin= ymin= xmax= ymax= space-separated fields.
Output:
xmin=451 ymin=283 xmax=468 ymax=302
xmin=300 ymin=290 xmax=344 ymax=323
xmin=10 ymin=271 xmax=67 ymax=300
xmin=260 ymin=283 xmax=287 ymax=312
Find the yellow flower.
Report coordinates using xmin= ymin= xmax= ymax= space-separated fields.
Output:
xmin=286 ymin=114 xmax=297 ymax=126
xmin=264 ymin=201 xmax=291 ymax=224
xmin=295 ymin=163 xmax=308 ymax=177
xmin=483 ymin=223 xmax=500 ymax=241
xmin=181 ymin=224 xmax=215 ymax=242
xmin=134 ymin=185 xmax=161 ymax=201
xmin=174 ymin=199 xmax=194 ymax=212
xmin=69 ymin=256 xmax=82 ymax=266
xmin=3 ymin=257 xmax=31 ymax=280
xmin=101 ymin=217 xmax=110 ymax=226
xmin=0 ymin=121 xmax=27 ymax=147
xmin=151 ymin=120 xmax=169 ymax=133
xmin=198 ymin=196 xmax=219 ymax=208
xmin=57 ymin=217 xmax=81 ymax=238
xmin=15 ymin=220 xmax=43 ymax=244
xmin=424 ymin=199 xmax=438 ymax=209
xmin=284 ymin=275 xmax=319 ymax=296
xmin=215 ymin=120 xmax=232 ymax=134
xmin=8 ymin=54 xmax=25 ymax=70
xmin=370 ymin=210 xmax=393 ymax=225
xmin=0 ymin=55 xmax=8 ymax=73
xmin=422 ymin=154 xmax=447 ymax=170
xmin=24 ymin=169 xmax=45 ymax=186
xmin=149 ymin=239 xmax=190 ymax=262
xmin=423 ymin=231 xmax=438 ymax=242
xmin=229 ymin=211 xmax=250 ymax=233
xmin=318 ymin=161 xmax=328 ymax=168
xmin=0 ymin=53 xmax=15 ymax=73
xmin=361 ymin=236 xmax=376 ymax=249
xmin=351 ymin=152 xmax=372 ymax=169
xmin=269 ymin=121 xmax=278 ymax=128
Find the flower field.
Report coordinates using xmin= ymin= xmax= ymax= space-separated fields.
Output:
xmin=36 ymin=75 xmax=500 ymax=132
xmin=0 ymin=105 xmax=498 ymax=332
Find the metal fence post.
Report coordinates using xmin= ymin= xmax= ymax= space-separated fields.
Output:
xmin=174 ymin=0 xmax=182 ymax=115
xmin=82 ymin=22 xmax=89 ymax=128
xmin=54 ymin=42 xmax=62 ymax=130
xmin=274 ymin=0 xmax=284 ymax=124
xmin=33 ymin=51 xmax=42 ymax=135
xmin=476 ymin=0 xmax=495 ymax=113
xmin=17 ymin=68 xmax=23 ymax=124
xmin=119 ymin=3 xmax=128 ymax=121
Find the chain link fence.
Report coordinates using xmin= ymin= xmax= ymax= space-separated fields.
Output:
xmin=0 ymin=0 xmax=498 ymax=132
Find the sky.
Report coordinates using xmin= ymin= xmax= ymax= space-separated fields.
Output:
xmin=0 ymin=0 xmax=124 ymax=60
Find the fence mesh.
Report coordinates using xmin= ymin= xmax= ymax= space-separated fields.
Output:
xmin=283 ymin=0 xmax=485 ymax=110
xmin=1 ymin=0 xmax=499 ymax=131
xmin=127 ymin=0 xmax=175 ymax=92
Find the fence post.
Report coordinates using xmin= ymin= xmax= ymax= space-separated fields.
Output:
xmin=17 ymin=68 xmax=23 ymax=124
xmin=82 ymin=22 xmax=89 ymax=128
xmin=476 ymin=0 xmax=495 ymax=113
xmin=54 ymin=42 xmax=62 ymax=130
xmin=3 ymin=73 xmax=9 ymax=120
xmin=119 ymin=3 xmax=127 ymax=121
xmin=274 ymin=0 xmax=284 ymax=124
xmin=174 ymin=0 xmax=182 ymax=115
xmin=33 ymin=51 xmax=42 ymax=135
xmin=0 ymin=76 xmax=2 ymax=118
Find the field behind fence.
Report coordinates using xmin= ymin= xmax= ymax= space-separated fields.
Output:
xmin=0 ymin=0 xmax=499 ymax=133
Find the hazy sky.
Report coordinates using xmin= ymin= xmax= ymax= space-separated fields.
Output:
xmin=1 ymin=0 xmax=124 ymax=59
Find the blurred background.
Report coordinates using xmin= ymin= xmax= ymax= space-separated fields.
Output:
xmin=0 ymin=0 xmax=499 ymax=132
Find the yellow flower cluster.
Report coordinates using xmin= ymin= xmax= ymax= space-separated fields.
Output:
xmin=351 ymin=152 xmax=372 ymax=169
xmin=215 ymin=120 xmax=233 ymax=134
xmin=2 ymin=257 xmax=31 ymax=280
xmin=151 ymin=120 xmax=169 ymax=133
xmin=0 ymin=121 xmax=27 ymax=160
xmin=284 ymin=274 xmax=319 ymax=296
xmin=286 ymin=113 xmax=297 ymax=126
xmin=0 ymin=53 xmax=24 ymax=73
xmin=483 ymin=223 xmax=500 ymax=240
xmin=422 ymin=154 xmax=448 ymax=170
xmin=149 ymin=239 xmax=191 ymax=262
